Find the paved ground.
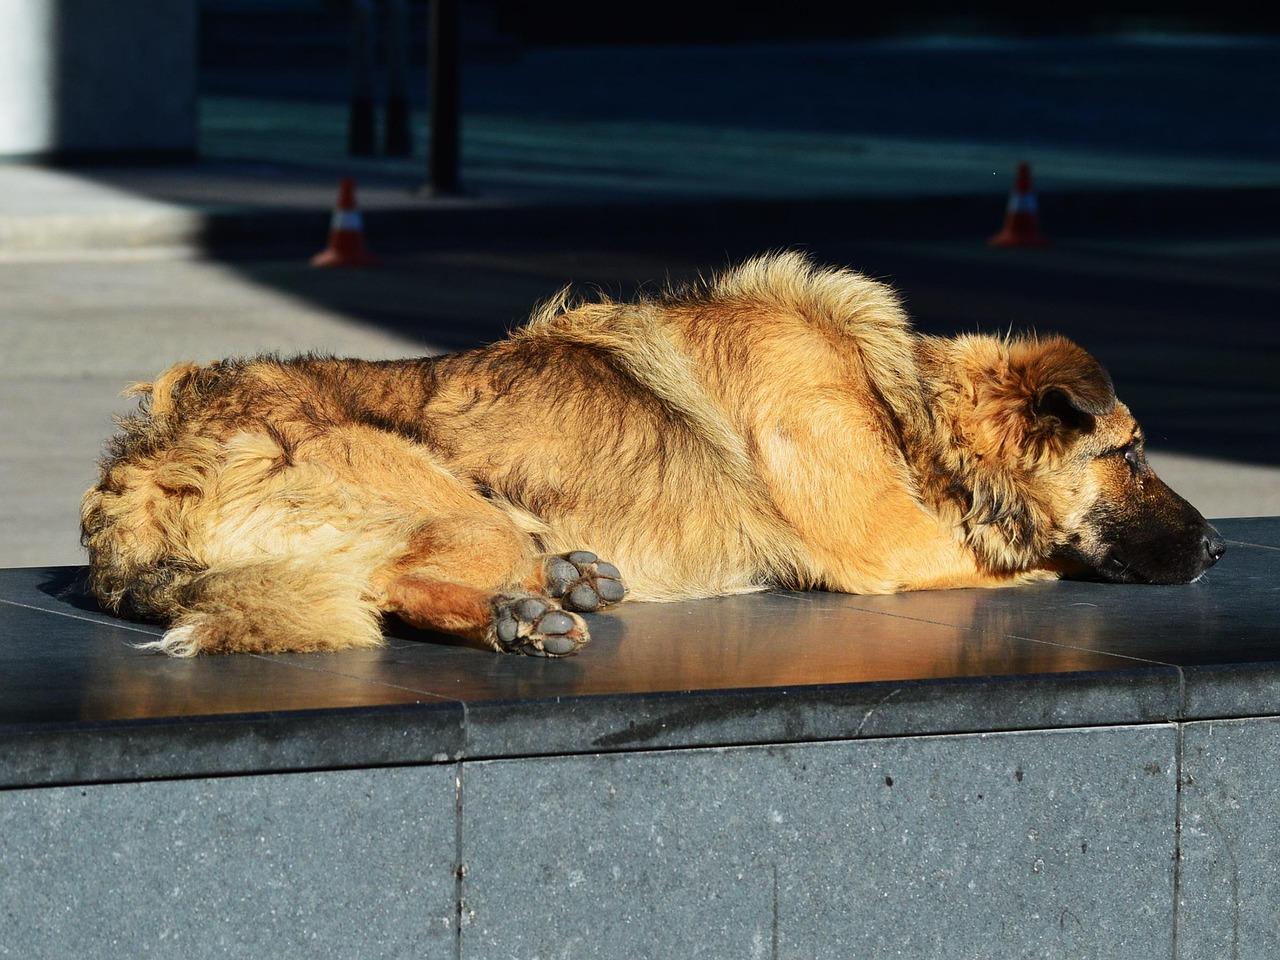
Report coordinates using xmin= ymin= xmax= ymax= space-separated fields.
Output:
xmin=1 ymin=32 xmax=1278 ymax=566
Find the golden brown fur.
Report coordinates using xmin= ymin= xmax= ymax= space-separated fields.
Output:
xmin=81 ymin=251 xmax=1223 ymax=656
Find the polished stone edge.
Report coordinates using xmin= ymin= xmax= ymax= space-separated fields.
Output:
xmin=1181 ymin=661 xmax=1280 ymax=720
xmin=461 ymin=667 xmax=1184 ymax=760
xmin=2 ymin=668 xmax=1187 ymax=790
xmin=0 ymin=701 xmax=464 ymax=791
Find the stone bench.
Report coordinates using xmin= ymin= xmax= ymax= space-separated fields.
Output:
xmin=2 ymin=517 xmax=1277 ymax=958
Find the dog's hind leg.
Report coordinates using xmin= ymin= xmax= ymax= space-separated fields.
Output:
xmin=370 ymin=509 xmax=629 ymax=655
xmin=385 ymin=551 xmax=626 ymax=656
xmin=221 ymin=424 xmax=628 ymax=656
xmin=366 ymin=511 xmax=588 ymax=655
xmin=383 ymin=575 xmax=589 ymax=656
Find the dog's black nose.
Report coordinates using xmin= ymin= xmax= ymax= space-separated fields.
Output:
xmin=1203 ymin=528 xmax=1226 ymax=565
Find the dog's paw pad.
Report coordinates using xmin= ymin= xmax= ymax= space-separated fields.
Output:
xmin=492 ymin=595 xmax=587 ymax=657
xmin=545 ymin=551 xmax=626 ymax=612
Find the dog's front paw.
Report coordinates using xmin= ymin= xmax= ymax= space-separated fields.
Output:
xmin=490 ymin=595 xmax=588 ymax=657
xmin=544 ymin=550 xmax=626 ymax=612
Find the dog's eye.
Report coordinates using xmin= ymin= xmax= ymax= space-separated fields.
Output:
xmin=1121 ymin=441 xmax=1145 ymax=475
xmin=1102 ymin=441 xmax=1141 ymax=474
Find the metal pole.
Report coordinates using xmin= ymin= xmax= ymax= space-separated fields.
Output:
xmin=384 ymin=0 xmax=412 ymax=156
xmin=426 ymin=0 xmax=460 ymax=195
xmin=348 ymin=0 xmax=377 ymax=156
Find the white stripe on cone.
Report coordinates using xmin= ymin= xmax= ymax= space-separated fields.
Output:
xmin=330 ymin=209 xmax=364 ymax=231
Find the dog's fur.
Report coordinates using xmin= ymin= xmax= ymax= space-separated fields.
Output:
xmin=81 ymin=251 xmax=1223 ymax=656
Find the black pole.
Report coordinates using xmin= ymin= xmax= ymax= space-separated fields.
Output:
xmin=426 ymin=0 xmax=460 ymax=195
xmin=347 ymin=0 xmax=376 ymax=156
xmin=384 ymin=0 xmax=412 ymax=156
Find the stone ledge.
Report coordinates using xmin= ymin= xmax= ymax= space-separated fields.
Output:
xmin=2 ymin=518 xmax=1277 ymax=789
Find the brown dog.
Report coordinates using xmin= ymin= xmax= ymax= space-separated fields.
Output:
xmin=80 ymin=251 xmax=1223 ymax=657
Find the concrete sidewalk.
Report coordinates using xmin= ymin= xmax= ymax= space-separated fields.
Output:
xmin=2 ymin=35 xmax=1280 ymax=255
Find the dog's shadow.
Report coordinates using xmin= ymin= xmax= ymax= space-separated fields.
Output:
xmin=382 ymin=617 xmax=483 ymax=652
xmin=39 ymin=567 xmax=109 ymax=614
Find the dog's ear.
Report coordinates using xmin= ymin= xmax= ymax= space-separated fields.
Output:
xmin=957 ymin=334 xmax=1117 ymax=463
xmin=1015 ymin=336 xmax=1115 ymax=432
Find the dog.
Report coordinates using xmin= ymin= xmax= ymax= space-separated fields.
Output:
xmin=80 ymin=251 xmax=1224 ymax=657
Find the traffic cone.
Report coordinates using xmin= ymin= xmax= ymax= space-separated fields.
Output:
xmin=311 ymin=177 xmax=380 ymax=267
xmin=989 ymin=161 xmax=1050 ymax=248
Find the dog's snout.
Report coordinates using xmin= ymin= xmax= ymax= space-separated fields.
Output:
xmin=1203 ymin=527 xmax=1226 ymax=566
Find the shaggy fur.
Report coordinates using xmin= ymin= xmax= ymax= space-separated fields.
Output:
xmin=81 ymin=251 xmax=1223 ymax=656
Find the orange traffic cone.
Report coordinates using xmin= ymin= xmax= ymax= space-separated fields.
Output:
xmin=311 ymin=177 xmax=380 ymax=267
xmin=989 ymin=161 xmax=1050 ymax=248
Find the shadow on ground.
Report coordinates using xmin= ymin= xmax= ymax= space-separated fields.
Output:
xmin=198 ymin=29 xmax=1280 ymax=467
xmin=223 ymin=218 xmax=1280 ymax=468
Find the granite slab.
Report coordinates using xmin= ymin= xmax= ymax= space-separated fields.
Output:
xmin=462 ymin=725 xmax=1179 ymax=959
xmin=1 ymin=765 xmax=458 ymax=959
xmin=1178 ymin=716 xmax=1280 ymax=960
xmin=1 ymin=518 xmax=1276 ymax=787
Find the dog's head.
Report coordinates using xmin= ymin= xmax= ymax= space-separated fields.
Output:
xmin=933 ymin=333 xmax=1224 ymax=584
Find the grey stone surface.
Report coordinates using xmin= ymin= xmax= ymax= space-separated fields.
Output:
xmin=461 ymin=669 xmax=1182 ymax=760
xmin=1182 ymin=662 xmax=1280 ymax=724
xmin=0 ymin=699 xmax=465 ymax=791
xmin=0 ymin=570 xmax=467 ymax=788
xmin=2 ymin=517 xmax=1277 ymax=788
xmin=1178 ymin=717 xmax=1280 ymax=960
xmin=0 ymin=765 xmax=458 ymax=959
xmin=461 ymin=725 xmax=1179 ymax=960
xmin=1179 ymin=533 xmax=1280 ymax=719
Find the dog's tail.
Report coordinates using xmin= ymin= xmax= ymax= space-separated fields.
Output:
xmin=82 ymin=482 xmax=386 ymax=656
xmin=82 ymin=478 xmax=384 ymax=655
xmin=131 ymin=557 xmax=384 ymax=656
xmin=81 ymin=361 xmax=387 ymax=656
